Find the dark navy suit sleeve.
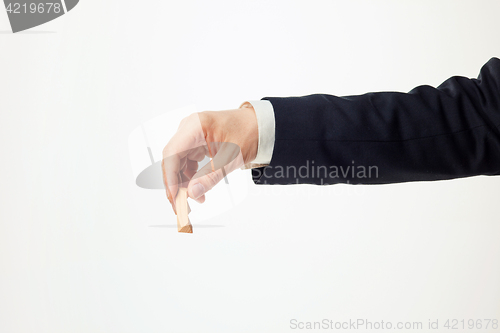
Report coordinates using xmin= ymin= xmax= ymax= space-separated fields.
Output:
xmin=252 ymin=57 xmax=500 ymax=185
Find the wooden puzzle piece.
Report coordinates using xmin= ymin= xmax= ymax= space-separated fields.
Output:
xmin=175 ymin=187 xmax=192 ymax=233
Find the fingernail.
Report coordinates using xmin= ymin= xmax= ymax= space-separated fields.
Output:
xmin=192 ymin=183 xmax=205 ymax=199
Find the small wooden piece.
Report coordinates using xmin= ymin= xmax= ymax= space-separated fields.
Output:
xmin=175 ymin=187 xmax=193 ymax=233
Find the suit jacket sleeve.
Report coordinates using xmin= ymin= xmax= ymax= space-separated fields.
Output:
xmin=252 ymin=57 xmax=500 ymax=185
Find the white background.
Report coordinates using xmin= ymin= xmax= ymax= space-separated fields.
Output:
xmin=1 ymin=1 xmax=500 ymax=332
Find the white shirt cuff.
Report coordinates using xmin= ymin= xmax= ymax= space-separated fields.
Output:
xmin=239 ymin=99 xmax=276 ymax=167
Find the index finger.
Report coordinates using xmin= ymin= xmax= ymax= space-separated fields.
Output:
xmin=161 ymin=113 xmax=207 ymax=215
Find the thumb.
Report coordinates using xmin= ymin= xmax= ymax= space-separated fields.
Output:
xmin=187 ymin=142 xmax=243 ymax=202
xmin=187 ymin=165 xmax=225 ymax=202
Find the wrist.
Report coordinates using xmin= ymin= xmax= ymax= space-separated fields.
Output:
xmin=238 ymin=106 xmax=259 ymax=163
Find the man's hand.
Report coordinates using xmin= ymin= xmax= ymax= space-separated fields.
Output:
xmin=161 ymin=104 xmax=258 ymax=214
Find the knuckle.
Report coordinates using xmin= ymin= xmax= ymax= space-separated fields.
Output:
xmin=179 ymin=113 xmax=197 ymax=128
xmin=198 ymin=111 xmax=212 ymax=125
xmin=178 ymin=116 xmax=188 ymax=128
